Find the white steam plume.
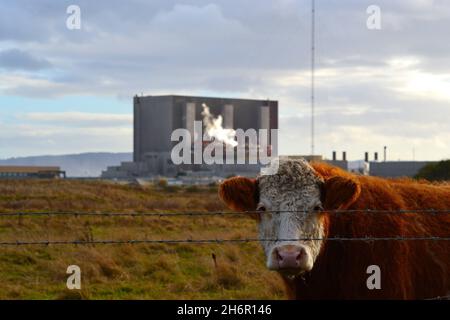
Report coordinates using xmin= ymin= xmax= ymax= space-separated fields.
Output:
xmin=201 ymin=103 xmax=238 ymax=147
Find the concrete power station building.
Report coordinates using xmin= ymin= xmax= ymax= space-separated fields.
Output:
xmin=102 ymin=95 xmax=278 ymax=179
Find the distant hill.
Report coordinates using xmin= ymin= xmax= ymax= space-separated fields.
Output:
xmin=0 ymin=152 xmax=132 ymax=177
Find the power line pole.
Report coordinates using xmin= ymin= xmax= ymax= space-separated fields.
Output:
xmin=311 ymin=0 xmax=315 ymax=156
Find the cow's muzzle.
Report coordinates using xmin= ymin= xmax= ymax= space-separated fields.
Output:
xmin=270 ymin=244 xmax=309 ymax=275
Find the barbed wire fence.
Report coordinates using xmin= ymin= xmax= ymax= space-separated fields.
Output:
xmin=0 ymin=209 xmax=449 ymax=246
xmin=0 ymin=208 xmax=449 ymax=300
xmin=0 ymin=236 xmax=449 ymax=247
xmin=1 ymin=208 xmax=450 ymax=217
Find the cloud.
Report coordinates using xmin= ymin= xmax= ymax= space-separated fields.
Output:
xmin=0 ymin=49 xmax=52 ymax=71
xmin=0 ymin=0 xmax=449 ymax=160
xmin=0 ymin=111 xmax=132 ymax=157
xmin=0 ymin=125 xmax=132 ymax=158
xmin=21 ymin=112 xmax=132 ymax=127
xmin=278 ymin=113 xmax=450 ymax=161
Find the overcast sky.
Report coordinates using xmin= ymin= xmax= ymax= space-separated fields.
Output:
xmin=0 ymin=0 xmax=449 ymax=160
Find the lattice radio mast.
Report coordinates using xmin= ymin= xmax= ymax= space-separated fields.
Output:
xmin=311 ymin=0 xmax=316 ymax=156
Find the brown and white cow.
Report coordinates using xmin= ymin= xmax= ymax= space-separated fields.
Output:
xmin=219 ymin=158 xmax=450 ymax=299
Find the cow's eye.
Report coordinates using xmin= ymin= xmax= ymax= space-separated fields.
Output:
xmin=314 ymin=205 xmax=323 ymax=212
xmin=256 ymin=204 xmax=266 ymax=212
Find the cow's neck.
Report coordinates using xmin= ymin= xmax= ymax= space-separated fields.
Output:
xmin=285 ymin=211 xmax=367 ymax=299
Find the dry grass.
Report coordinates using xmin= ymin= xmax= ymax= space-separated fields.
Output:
xmin=0 ymin=179 xmax=285 ymax=300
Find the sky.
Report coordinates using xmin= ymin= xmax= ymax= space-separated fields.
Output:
xmin=0 ymin=0 xmax=449 ymax=161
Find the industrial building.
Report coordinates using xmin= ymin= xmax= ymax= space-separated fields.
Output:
xmin=346 ymin=151 xmax=436 ymax=178
xmin=0 ymin=166 xmax=66 ymax=179
xmin=306 ymin=152 xmax=436 ymax=178
xmin=369 ymin=161 xmax=436 ymax=178
xmin=286 ymin=155 xmax=348 ymax=171
xmin=102 ymin=95 xmax=278 ymax=179
xmin=101 ymin=94 xmax=439 ymax=181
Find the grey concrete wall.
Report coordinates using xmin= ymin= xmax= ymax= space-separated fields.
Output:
xmin=325 ymin=160 xmax=348 ymax=171
xmin=133 ymin=97 xmax=140 ymax=162
xmin=134 ymin=96 xmax=174 ymax=162
xmin=369 ymin=161 xmax=436 ymax=178
xmin=171 ymin=95 xmax=278 ymax=133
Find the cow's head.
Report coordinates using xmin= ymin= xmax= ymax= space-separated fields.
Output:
xmin=219 ymin=158 xmax=360 ymax=276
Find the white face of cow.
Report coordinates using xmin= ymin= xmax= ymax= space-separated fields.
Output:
xmin=256 ymin=159 xmax=325 ymax=276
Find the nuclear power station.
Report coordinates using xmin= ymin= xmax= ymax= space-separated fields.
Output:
xmin=102 ymin=95 xmax=278 ymax=180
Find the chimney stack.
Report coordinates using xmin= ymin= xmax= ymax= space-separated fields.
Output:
xmin=384 ymin=146 xmax=387 ymax=162
xmin=342 ymin=151 xmax=347 ymax=161
xmin=374 ymin=152 xmax=378 ymax=161
xmin=332 ymin=151 xmax=336 ymax=161
xmin=364 ymin=152 xmax=369 ymax=162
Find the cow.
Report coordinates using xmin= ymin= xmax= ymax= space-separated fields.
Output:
xmin=218 ymin=158 xmax=450 ymax=299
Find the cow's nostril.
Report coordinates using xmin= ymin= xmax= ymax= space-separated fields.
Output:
xmin=276 ymin=248 xmax=283 ymax=262
xmin=295 ymin=249 xmax=305 ymax=262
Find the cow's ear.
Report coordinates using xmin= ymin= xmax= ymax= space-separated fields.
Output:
xmin=218 ymin=177 xmax=258 ymax=211
xmin=321 ymin=176 xmax=361 ymax=210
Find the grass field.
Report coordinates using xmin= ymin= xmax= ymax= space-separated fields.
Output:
xmin=0 ymin=179 xmax=285 ymax=299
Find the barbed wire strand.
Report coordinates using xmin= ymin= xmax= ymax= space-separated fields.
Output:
xmin=0 ymin=209 xmax=449 ymax=218
xmin=0 ymin=236 xmax=449 ymax=246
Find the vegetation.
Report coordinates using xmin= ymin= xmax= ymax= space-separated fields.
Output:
xmin=156 ymin=178 xmax=168 ymax=188
xmin=0 ymin=179 xmax=285 ymax=299
xmin=415 ymin=160 xmax=450 ymax=181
